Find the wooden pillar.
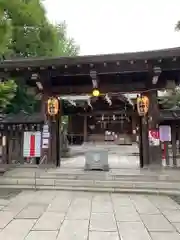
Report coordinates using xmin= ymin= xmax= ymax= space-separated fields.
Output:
xmin=138 ymin=116 xmax=144 ymax=168
xmin=137 ymin=115 xmax=149 ymax=168
xmin=83 ymin=115 xmax=88 ymax=142
xmin=131 ymin=113 xmax=138 ymax=142
xmin=1 ymin=135 xmax=5 ymax=164
xmin=1 ymin=128 xmax=8 ymax=164
xmin=178 ymin=123 xmax=180 ymax=155
xmin=56 ymin=117 xmax=60 ymax=167
xmin=40 ymin=93 xmax=52 ymax=165
xmin=68 ymin=116 xmax=73 ymax=145
xmin=171 ymin=122 xmax=177 ymax=166
xmin=50 ymin=121 xmax=57 ymax=165
xmin=147 ymin=90 xmax=161 ymax=165
xmin=49 ymin=99 xmax=62 ymax=167
xmin=0 ymin=133 xmax=2 ymax=164
xmin=141 ymin=116 xmax=150 ymax=166
xmin=19 ymin=131 xmax=24 ymax=164
xmin=6 ymin=133 xmax=10 ymax=164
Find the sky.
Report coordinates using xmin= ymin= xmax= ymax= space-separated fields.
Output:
xmin=44 ymin=0 xmax=180 ymax=55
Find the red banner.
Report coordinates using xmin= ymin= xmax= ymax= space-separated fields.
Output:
xmin=29 ymin=135 xmax=35 ymax=157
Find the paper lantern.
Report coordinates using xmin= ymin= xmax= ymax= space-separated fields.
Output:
xmin=47 ymin=97 xmax=59 ymax=116
xmin=137 ymin=96 xmax=149 ymax=116
xmin=92 ymin=89 xmax=100 ymax=97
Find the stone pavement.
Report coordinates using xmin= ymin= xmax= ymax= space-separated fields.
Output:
xmin=0 ymin=191 xmax=180 ymax=239
xmin=61 ymin=144 xmax=139 ymax=169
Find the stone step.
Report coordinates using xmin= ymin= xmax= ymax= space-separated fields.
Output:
xmin=4 ymin=172 xmax=180 ymax=182
xmin=1 ymin=177 xmax=180 ymax=194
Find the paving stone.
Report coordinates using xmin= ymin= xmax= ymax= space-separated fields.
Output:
xmin=55 ymin=190 xmax=73 ymax=197
xmin=134 ymin=203 xmax=160 ymax=214
xmin=90 ymin=213 xmax=117 ymax=232
xmin=31 ymin=190 xmax=56 ymax=204
xmin=111 ymin=194 xmax=133 ymax=207
xmin=73 ymin=191 xmax=93 ymax=199
xmin=12 ymin=192 xmax=36 ymax=205
xmin=93 ymin=193 xmax=111 ymax=202
xmin=162 ymin=210 xmax=180 ymax=223
xmin=33 ymin=212 xmax=65 ymax=230
xmin=92 ymin=200 xmax=113 ymax=213
xmin=130 ymin=195 xmax=160 ymax=214
xmin=117 ymin=221 xmax=151 ymax=240
xmin=3 ymin=199 xmax=29 ymax=213
xmin=25 ymin=230 xmax=58 ymax=240
xmin=65 ymin=198 xmax=91 ymax=220
xmin=1 ymin=190 xmax=180 ymax=239
xmin=150 ymin=232 xmax=180 ymax=240
xmin=0 ymin=211 xmax=14 ymax=228
xmin=57 ymin=220 xmax=88 ymax=240
xmin=114 ymin=205 xmax=141 ymax=222
xmin=147 ymin=195 xmax=180 ymax=210
xmin=66 ymin=204 xmax=91 ymax=220
xmin=0 ymin=199 xmax=10 ymax=206
xmin=3 ymin=205 xmax=26 ymax=216
xmin=173 ymin=222 xmax=180 ymax=233
xmin=71 ymin=198 xmax=91 ymax=207
xmin=0 ymin=219 xmax=36 ymax=240
xmin=47 ymin=197 xmax=72 ymax=212
xmin=141 ymin=214 xmax=175 ymax=232
xmin=89 ymin=231 xmax=120 ymax=240
xmin=15 ymin=205 xmax=46 ymax=219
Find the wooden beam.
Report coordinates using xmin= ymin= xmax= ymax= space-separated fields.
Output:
xmin=2 ymin=58 xmax=180 ymax=75
xmin=49 ymin=83 xmax=147 ymax=95
xmin=77 ymin=110 xmax=134 ymax=116
xmin=1 ymin=47 xmax=180 ymax=71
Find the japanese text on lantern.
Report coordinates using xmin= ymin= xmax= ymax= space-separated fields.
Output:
xmin=47 ymin=97 xmax=59 ymax=116
xmin=137 ymin=96 xmax=149 ymax=116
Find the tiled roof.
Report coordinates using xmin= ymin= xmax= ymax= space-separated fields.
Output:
xmin=159 ymin=109 xmax=180 ymax=121
xmin=1 ymin=112 xmax=44 ymax=124
xmin=1 ymin=47 xmax=180 ymax=68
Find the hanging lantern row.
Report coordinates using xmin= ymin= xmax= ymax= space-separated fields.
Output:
xmin=47 ymin=97 xmax=59 ymax=116
xmin=137 ymin=96 xmax=149 ymax=116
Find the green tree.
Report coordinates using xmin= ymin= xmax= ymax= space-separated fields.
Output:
xmin=5 ymin=84 xmax=40 ymax=114
xmin=0 ymin=0 xmax=79 ymax=58
xmin=0 ymin=0 xmax=57 ymax=57
xmin=0 ymin=8 xmax=12 ymax=56
xmin=159 ymin=88 xmax=180 ymax=109
xmin=158 ymin=22 xmax=180 ymax=109
xmin=0 ymin=0 xmax=79 ymax=114
xmin=0 ymin=80 xmax=17 ymax=111
xmin=56 ymin=22 xmax=79 ymax=57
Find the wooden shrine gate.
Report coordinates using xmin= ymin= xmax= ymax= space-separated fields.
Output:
xmin=1 ymin=47 xmax=180 ymax=167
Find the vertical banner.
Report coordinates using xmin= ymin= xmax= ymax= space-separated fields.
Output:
xmin=29 ymin=134 xmax=35 ymax=157
xmin=23 ymin=131 xmax=41 ymax=157
xmin=42 ymin=124 xmax=50 ymax=149
xmin=159 ymin=125 xmax=171 ymax=142
xmin=148 ymin=129 xmax=160 ymax=146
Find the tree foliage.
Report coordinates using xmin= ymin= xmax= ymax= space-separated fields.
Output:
xmin=0 ymin=80 xmax=17 ymax=111
xmin=55 ymin=22 xmax=79 ymax=57
xmin=175 ymin=21 xmax=180 ymax=31
xmin=159 ymin=88 xmax=180 ymax=109
xmin=5 ymin=85 xmax=41 ymax=114
xmin=0 ymin=0 xmax=79 ymax=58
xmin=0 ymin=0 xmax=79 ymax=113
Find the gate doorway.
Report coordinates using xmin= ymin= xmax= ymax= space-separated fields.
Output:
xmin=62 ymin=94 xmax=140 ymax=170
